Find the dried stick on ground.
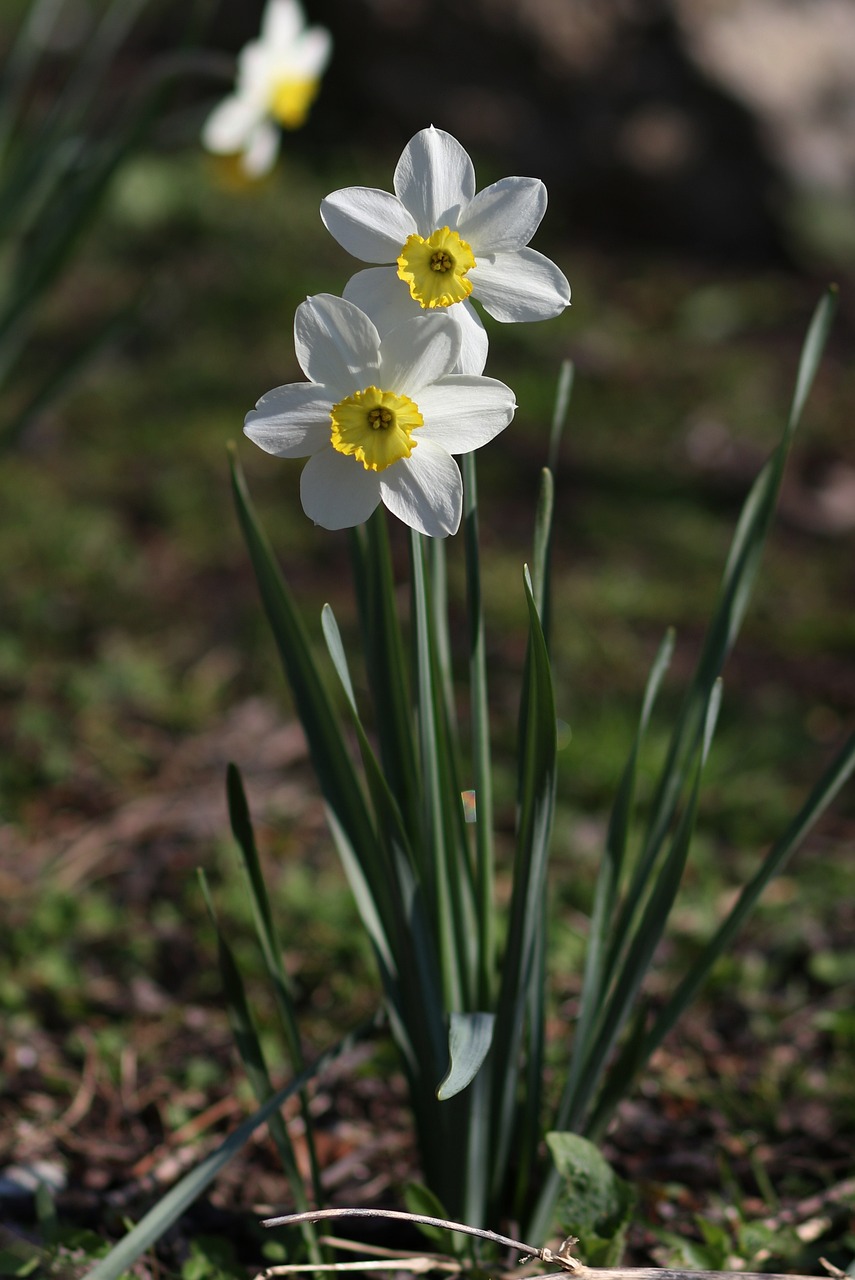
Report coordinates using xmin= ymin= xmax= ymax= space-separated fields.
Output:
xmin=261 ymin=1207 xmax=832 ymax=1280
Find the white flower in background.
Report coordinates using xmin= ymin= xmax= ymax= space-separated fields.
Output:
xmin=321 ymin=126 xmax=571 ymax=374
xmin=244 ymin=294 xmax=516 ymax=537
xmin=202 ymin=0 xmax=331 ymax=178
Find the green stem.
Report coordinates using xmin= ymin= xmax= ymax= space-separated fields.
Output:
xmin=410 ymin=530 xmax=462 ymax=1011
xmin=462 ymin=452 xmax=496 ymax=1006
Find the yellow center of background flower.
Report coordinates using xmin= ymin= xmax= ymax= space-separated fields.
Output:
xmin=397 ymin=227 xmax=476 ymax=308
xmin=330 ymin=386 xmax=423 ymax=472
xmin=268 ymin=76 xmax=319 ymax=129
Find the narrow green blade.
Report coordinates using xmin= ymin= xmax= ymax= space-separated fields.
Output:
xmin=198 ymin=872 xmax=316 ymax=1251
xmin=611 ymin=290 xmax=838 ymax=975
xmin=490 ymin=567 xmax=557 ymax=1196
xmin=230 ymin=450 xmax=377 ymax=869
xmin=351 ymin=512 xmax=420 ymax=839
xmin=225 ymin=763 xmax=323 ymax=1208
xmin=436 ymin=1011 xmax=496 ymax=1101
xmin=462 ymin=451 xmax=496 ymax=1007
xmin=560 ymin=630 xmax=674 ymax=1123
xmin=638 ymin=727 xmax=855 ymax=1076
xmin=569 ymin=681 xmax=722 ymax=1138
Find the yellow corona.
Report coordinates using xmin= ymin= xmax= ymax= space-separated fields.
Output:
xmin=330 ymin=386 xmax=423 ymax=471
xmin=397 ymin=227 xmax=476 ymax=309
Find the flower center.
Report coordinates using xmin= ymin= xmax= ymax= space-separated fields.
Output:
xmin=268 ymin=76 xmax=320 ymax=129
xmin=330 ymin=386 xmax=423 ymax=472
xmin=397 ymin=227 xmax=476 ymax=309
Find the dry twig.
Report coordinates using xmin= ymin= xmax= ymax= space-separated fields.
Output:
xmin=260 ymin=1208 xmax=833 ymax=1280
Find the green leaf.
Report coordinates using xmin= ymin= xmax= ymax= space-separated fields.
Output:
xmin=548 ymin=359 xmax=574 ymax=475
xmin=350 ymin=513 xmax=420 ymax=838
xmin=573 ymin=681 xmax=722 ymax=1142
xmin=635 ymin=725 xmax=855 ymax=1075
xmin=561 ymin=629 xmax=674 ymax=1118
xmin=410 ymin=530 xmax=465 ymax=1011
xmin=197 ymin=872 xmax=318 ymax=1258
xmin=462 ymin=451 xmax=496 ymax=1008
xmin=403 ymin=1184 xmax=457 ymax=1252
xmin=436 ymin=1011 xmax=496 ymax=1101
xmin=225 ymin=763 xmax=323 ymax=1210
xmin=546 ymin=1132 xmax=635 ymax=1266
xmin=490 ymin=567 xmax=557 ymax=1202
xmin=531 ymin=468 xmax=554 ymax=629
xmin=320 ymin=602 xmax=448 ymax=1084
xmin=230 ymin=450 xmax=377 ymax=877
xmin=633 ymin=289 xmax=837 ymax=894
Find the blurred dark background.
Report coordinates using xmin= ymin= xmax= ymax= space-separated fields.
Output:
xmin=197 ymin=0 xmax=855 ymax=266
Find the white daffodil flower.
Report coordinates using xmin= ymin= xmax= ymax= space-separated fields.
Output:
xmin=202 ymin=0 xmax=331 ymax=178
xmin=321 ymin=126 xmax=571 ymax=374
xmin=244 ymin=294 xmax=516 ymax=537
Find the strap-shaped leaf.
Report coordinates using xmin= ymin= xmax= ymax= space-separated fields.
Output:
xmin=226 ymin=763 xmax=323 ymax=1208
xmin=321 ymin=603 xmax=448 ymax=1080
xmin=559 ymin=630 xmax=674 ymax=1115
xmin=462 ymin=451 xmax=496 ymax=1008
xmin=490 ymin=566 xmax=557 ymax=1196
xmin=436 ymin=1011 xmax=496 ymax=1100
xmin=197 ymin=870 xmax=317 ymax=1255
xmin=230 ymin=450 xmax=377 ymax=871
xmin=606 ymin=289 xmax=838 ymax=990
xmin=568 ymin=680 xmax=722 ymax=1137
xmin=350 ymin=514 xmax=420 ymax=839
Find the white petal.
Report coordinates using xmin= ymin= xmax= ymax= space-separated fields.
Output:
xmin=294 ymin=294 xmax=381 ymax=396
xmin=289 ymin=27 xmax=332 ymax=75
xmin=262 ymin=0 xmax=304 ymax=47
xmin=300 ymin=448 xmax=381 ymax=529
xmin=342 ymin=267 xmax=423 ymax=334
xmin=201 ymin=94 xmax=258 ymax=153
xmin=342 ymin=270 xmax=488 ymax=376
xmin=379 ymin=314 xmax=459 ymax=396
xmin=380 ymin=439 xmax=462 ymax=537
xmin=244 ymin=382 xmax=332 ymax=456
xmin=242 ymin=120 xmax=280 ymax=177
xmin=393 ymin=126 xmax=476 ymax=234
xmin=321 ymin=188 xmax=416 ymax=262
xmin=447 ymin=300 xmax=489 ymax=375
xmin=417 ymin=376 xmax=516 ymax=453
xmin=236 ymin=43 xmax=276 ymax=100
xmin=457 ymin=176 xmax=547 ymax=252
xmin=471 ymin=247 xmax=571 ymax=322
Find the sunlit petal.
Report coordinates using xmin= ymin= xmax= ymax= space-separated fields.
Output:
xmin=300 ymin=448 xmax=382 ymax=528
xmin=393 ymin=126 xmax=476 ymax=233
xmin=378 ymin=314 xmax=460 ymax=396
xmin=456 ymin=176 xmax=547 ymax=252
xmin=244 ymin=382 xmax=332 ymax=456
xmin=342 ymin=267 xmax=423 ymax=333
xmin=471 ymin=248 xmax=571 ymax=322
xmin=379 ymin=440 xmax=462 ymax=537
xmin=294 ymin=294 xmax=381 ymax=395
xmin=322 ymin=189 xmax=417 ymax=262
xmin=416 ymin=376 xmax=516 ymax=453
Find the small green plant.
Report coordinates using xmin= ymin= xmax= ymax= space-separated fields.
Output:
xmin=86 ymin=102 xmax=853 ymax=1280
